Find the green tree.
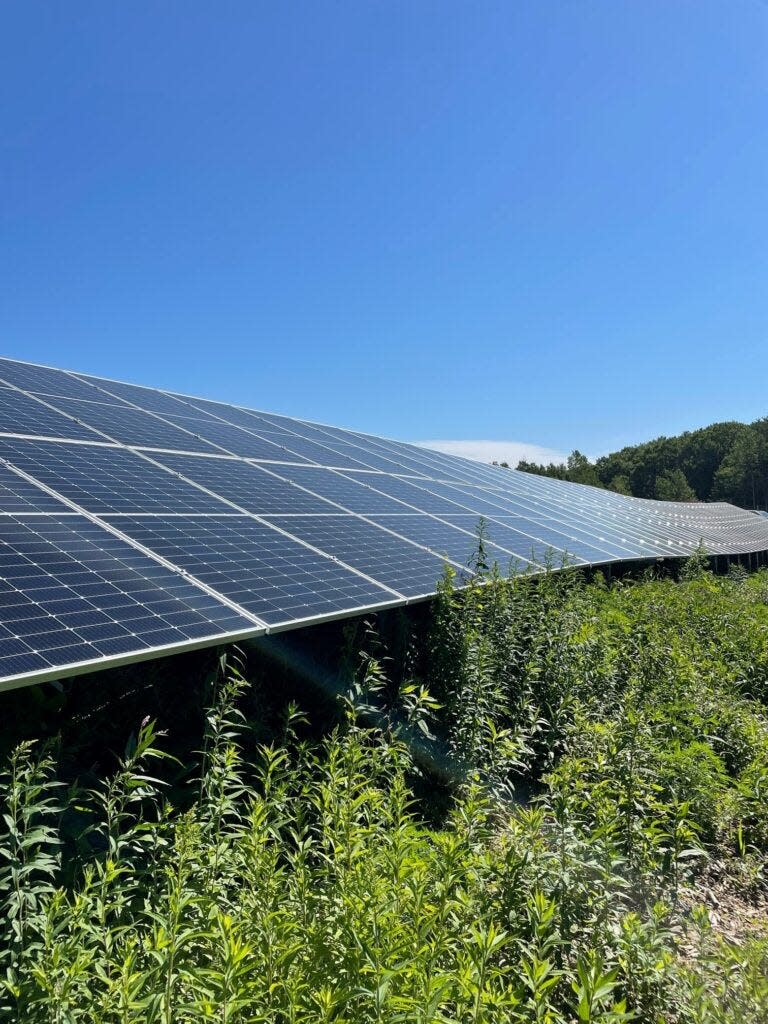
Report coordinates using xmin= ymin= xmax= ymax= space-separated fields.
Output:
xmin=608 ymin=474 xmax=631 ymax=495
xmin=677 ymin=421 xmax=749 ymax=499
xmin=566 ymin=450 xmax=602 ymax=487
xmin=654 ymin=468 xmax=697 ymax=502
xmin=712 ymin=429 xmax=766 ymax=509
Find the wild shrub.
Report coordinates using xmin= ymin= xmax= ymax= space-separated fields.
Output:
xmin=0 ymin=561 xmax=767 ymax=1020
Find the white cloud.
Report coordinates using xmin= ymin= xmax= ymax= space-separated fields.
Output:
xmin=413 ymin=440 xmax=567 ymax=467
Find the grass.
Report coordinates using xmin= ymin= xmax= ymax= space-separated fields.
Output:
xmin=1 ymin=555 xmax=768 ymax=1022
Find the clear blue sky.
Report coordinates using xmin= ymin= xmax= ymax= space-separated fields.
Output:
xmin=2 ymin=1 xmax=767 ymax=457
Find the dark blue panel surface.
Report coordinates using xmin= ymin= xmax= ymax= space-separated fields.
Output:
xmin=250 ymin=433 xmax=374 ymax=469
xmin=42 ymin=396 xmax=221 ymax=453
xmin=485 ymin=514 xmax=651 ymax=559
xmin=254 ymin=412 xmax=351 ymax=442
xmin=0 ymin=462 xmax=72 ymax=514
xmin=0 ymin=514 xmax=258 ymax=682
xmin=439 ymin=514 xmax=578 ymax=565
xmin=78 ymin=375 xmax=214 ymax=417
xmin=271 ymin=466 xmax=412 ymax=514
xmin=0 ymin=438 xmax=231 ymax=514
xmin=151 ymin=453 xmax=338 ymax=515
xmin=411 ymin=481 xmax=529 ymax=516
xmin=266 ymin=514 xmax=455 ymax=598
xmin=0 ymin=388 xmax=104 ymax=443
xmin=104 ymin=515 xmax=395 ymax=626
xmin=308 ymin=441 xmax=423 ymax=475
xmin=342 ymin=473 xmax=473 ymax=514
xmin=159 ymin=415 xmax=312 ymax=462
xmin=0 ymin=359 xmax=106 ymax=402
xmin=338 ymin=433 xmax=476 ymax=483
xmin=369 ymin=514 xmax=530 ymax=570
xmin=464 ymin=516 xmax=618 ymax=564
xmin=170 ymin=398 xmax=293 ymax=434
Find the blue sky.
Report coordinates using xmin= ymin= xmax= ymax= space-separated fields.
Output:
xmin=2 ymin=2 xmax=767 ymax=461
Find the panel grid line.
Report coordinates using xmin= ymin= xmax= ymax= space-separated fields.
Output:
xmin=1 ymin=460 xmax=270 ymax=630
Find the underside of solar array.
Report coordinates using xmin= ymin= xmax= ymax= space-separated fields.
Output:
xmin=0 ymin=356 xmax=767 ymax=692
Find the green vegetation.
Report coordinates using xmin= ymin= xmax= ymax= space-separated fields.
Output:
xmin=515 ymin=416 xmax=768 ymax=507
xmin=2 ymin=559 xmax=768 ymax=1022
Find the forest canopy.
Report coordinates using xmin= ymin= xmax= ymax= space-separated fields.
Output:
xmin=514 ymin=416 xmax=768 ymax=508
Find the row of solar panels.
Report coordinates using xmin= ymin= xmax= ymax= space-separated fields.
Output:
xmin=0 ymin=356 xmax=766 ymax=691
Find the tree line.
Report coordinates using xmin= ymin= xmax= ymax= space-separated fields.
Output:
xmin=511 ymin=416 xmax=768 ymax=507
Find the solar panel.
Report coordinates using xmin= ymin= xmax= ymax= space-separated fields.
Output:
xmin=342 ymin=473 xmax=480 ymax=514
xmin=0 ymin=438 xmax=232 ymax=515
xmin=0 ymin=355 xmax=766 ymax=691
xmin=41 ymin=396 xmax=222 ymax=454
xmin=269 ymin=466 xmax=420 ymax=514
xmin=263 ymin=514 xmax=460 ymax=598
xmin=0 ymin=359 xmax=106 ymax=402
xmin=0 ymin=461 xmax=73 ymax=514
xmin=162 ymin=414 xmax=318 ymax=462
xmin=79 ymin=374 xmax=213 ymax=417
xmin=367 ymin=514 xmax=536 ymax=571
xmin=0 ymin=513 xmax=260 ymax=688
xmin=170 ymin=397 xmax=295 ymax=434
xmin=102 ymin=514 xmax=398 ymax=627
xmin=0 ymin=387 xmax=103 ymax=443
xmin=151 ymin=453 xmax=340 ymax=515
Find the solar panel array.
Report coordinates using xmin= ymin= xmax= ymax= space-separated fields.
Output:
xmin=0 ymin=356 xmax=767 ymax=692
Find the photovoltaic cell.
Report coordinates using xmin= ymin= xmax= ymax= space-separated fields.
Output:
xmin=101 ymin=514 xmax=396 ymax=626
xmin=0 ymin=514 xmax=258 ymax=683
xmin=409 ymin=481 xmax=530 ymax=517
xmin=270 ymin=466 xmax=415 ymax=514
xmin=169 ymin=397 xmax=296 ymax=434
xmin=247 ymin=433 xmax=376 ymax=469
xmin=483 ymin=515 xmax=638 ymax=560
xmin=0 ymin=462 xmax=73 ymax=514
xmin=0 ymin=388 xmax=104 ymax=443
xmin=0 ymin=359 xmax=106 ymax=402
xmin=369 ymin=514 xmax=533 ymax=570
xmin=468 ymin=517 xmax=615 ymax=564
xmin=151 ymin=453 xmax=339 ymax=515
xmin=343 ymin=473 xmax=477 ymax=514
xmin=41 ymin=396 xmax=222 ymax=453
xmin=164 ymin=403 xmax=360 ymax=465
xmin=77 ymin=375 xmax=215 ymax=417
xmin=333 ymin=432 xmax=474 ymax=482
xmin=345 ymin=439 xmax=465 ymax=479
xmin=254 ymin=411 xmax=352 ymax=441
xmin=265 ymin=514 xmax=455 ymax=598
xmin=158 ymin=414 xmax=313 ymax=462
xmin=0 ymin=438 xmax=231 ymax=514
xmin=487 ymin=511 xmax=659 ymax=558
xmin=305 ymin=441 xmax=423 ymax=475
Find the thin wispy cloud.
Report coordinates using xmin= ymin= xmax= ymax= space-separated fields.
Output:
xmin=414 ymin=440 xmax=567 ymax=467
